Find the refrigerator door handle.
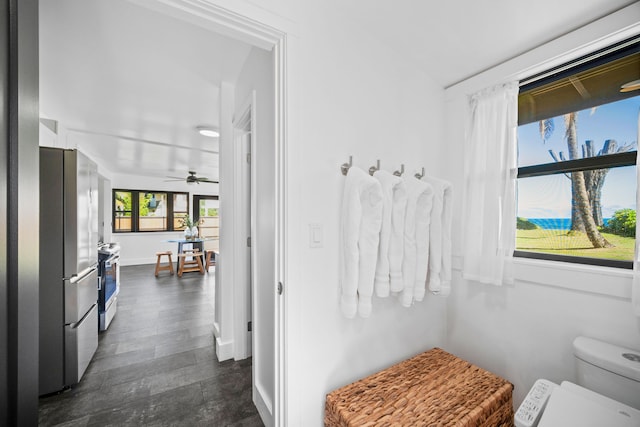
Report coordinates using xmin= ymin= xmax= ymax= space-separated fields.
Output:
xmin=64 ymin=267 xmax=99 ymax=325
xmin=67 ymin=265 xmax=97 ymax=284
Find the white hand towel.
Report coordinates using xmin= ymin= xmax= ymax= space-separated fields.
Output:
xmin=373 ymin=170 xmax=406 ymax=298
xmin=389 ymin=178 xmax=408 ymax=294
xmin=340 ymin=166 xmax=383 ymax=318
xmin=401 ymin=178 xmax=433 ymax=307
xmin=413 ymin=181 xmax=434 ymax=302
xmin=440 ymin=183 xmax=453 ymax=296
xmin=423 ymin=176 xmax=453 ymax=297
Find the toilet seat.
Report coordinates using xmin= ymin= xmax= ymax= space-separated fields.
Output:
xmin=538 ymin=382 xmax=640 ymax=427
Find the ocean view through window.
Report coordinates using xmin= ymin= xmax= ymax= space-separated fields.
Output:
xmin=516 ymin=39 xmax=639 ymax=268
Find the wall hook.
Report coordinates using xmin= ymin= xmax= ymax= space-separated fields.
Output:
xmin=341 ymin=155 xmax=353 ymax=176
xmin=393 ymin=164 xmax=404 ymax=177
xmin=369 ymin=159 xmax=380 ymax=176
xmin=415 ymin=167 xmax=425 ymax=179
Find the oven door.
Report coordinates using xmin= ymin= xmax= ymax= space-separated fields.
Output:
xmin=99 ymin=254 xmax=120 ymax=331
xmin=104 ymin=254 xmax=119 ymax=303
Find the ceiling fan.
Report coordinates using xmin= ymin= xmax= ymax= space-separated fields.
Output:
xmin=165 ymin=171 xmax=218 ymax=184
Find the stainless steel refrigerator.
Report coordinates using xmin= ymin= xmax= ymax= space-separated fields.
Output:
xmin=39 ymin=147 xmax=99 ymax=395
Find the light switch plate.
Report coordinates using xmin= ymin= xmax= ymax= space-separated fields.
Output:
xmin=309 ymin=223 xmax=323 ymax=248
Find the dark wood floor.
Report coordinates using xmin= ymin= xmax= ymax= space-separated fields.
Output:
xmin=38 ymin=264 xmax=263 ymax=427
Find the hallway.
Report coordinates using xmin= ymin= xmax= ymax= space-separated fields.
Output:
xmin=38 ymin=264 xmax=263 ymax=426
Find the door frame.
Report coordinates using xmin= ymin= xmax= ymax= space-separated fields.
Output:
xmin=2 ymin=0 xmax=40 ymax=424
xmin=232 ymin=94 xmax=255 ymax=361
xmin=126 ymin=2 xmax=289 ymax=425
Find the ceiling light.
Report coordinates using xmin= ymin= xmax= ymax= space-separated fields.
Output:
xmin=197 ymin=126 xmax=219 ymax=138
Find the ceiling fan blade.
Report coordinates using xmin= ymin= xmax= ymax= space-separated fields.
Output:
xmin=164 ymin=172 xmax=217 ymax=184
xmin=196 ymin=178 xmax=218 ymax=184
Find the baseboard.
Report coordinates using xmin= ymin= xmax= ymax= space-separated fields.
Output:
xmin=215 ymin=336 xmax=233 ymax=362
xmin=121 ymin=258 xmax=156 ymax=266
xmin=254 ymin=380 xmax=273 ymax=427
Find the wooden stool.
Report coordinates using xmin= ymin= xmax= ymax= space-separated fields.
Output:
xmin=205 ymin=250 xmax=216 ymax=272
xmin=177 ymin=250 xmax=205 ymax=277
xmin=155 ymin=251 xmax=174 ymax=277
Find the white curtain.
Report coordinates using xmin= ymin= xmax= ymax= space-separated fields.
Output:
xmin=634 ymin=109 xmax=640 ymax=316
xmin=462 ymin=82 xmax=519 ymax=286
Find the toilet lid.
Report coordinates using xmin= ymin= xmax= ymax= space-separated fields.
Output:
xmin=539 ymin=386 xmax=639 ymax=427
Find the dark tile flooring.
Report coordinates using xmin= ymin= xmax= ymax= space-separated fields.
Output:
xmin=39 ymin=264 xmax=264 ymax=427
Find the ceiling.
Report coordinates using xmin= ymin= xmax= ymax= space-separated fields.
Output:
xmin=40 ymin=0 xmax=636 ymax=182
xmin=39 ymin=0 xmax=254 ymax=182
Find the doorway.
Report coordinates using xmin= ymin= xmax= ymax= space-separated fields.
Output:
xmin=17 ymin=1 xmax=288 ymax=426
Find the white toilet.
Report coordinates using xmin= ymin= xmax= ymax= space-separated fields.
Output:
xmin=515 ymin=336 xmax=640 ymax=427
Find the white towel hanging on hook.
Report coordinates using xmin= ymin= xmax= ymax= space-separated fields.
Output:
xmin=400 ymin=177 xmax=434 ymax=307
xmin=422 ymin=175 xmax=453 ymax=297
xmin=340 ymin=166 xmax=383 ymax=318
xmin=372 ymin=170 xmax=407 ymax=298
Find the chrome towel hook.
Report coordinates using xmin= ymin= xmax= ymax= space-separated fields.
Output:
xmin=341 ymin=155 xmax=353 ymax=176
xmin=369 ymin=159 xmax=380 ymax=176
xmin=393 ymin=164 xmax=404 ymax=177
xmin=415 ymin=167 xmax=425 ymax=179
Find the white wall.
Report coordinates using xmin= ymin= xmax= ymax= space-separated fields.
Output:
xmin=216 ymin=82 xmax=236 ymax=360
xmin=234 ymin=46 xmax=276 ymax=418
xmin=278 ymin=6 xmax=448 ymax=424
xmin=443 ymin=5 xmax=640 ymax=408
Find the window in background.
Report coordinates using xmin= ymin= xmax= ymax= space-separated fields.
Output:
xmin=516 ymin=38 xmax=639 ymax=268
xmin=173 ymin=193 xmax=189 ymax=230
xmin=114 ymin=191 xmax=133 ymax=232
xmin=194 ymin=195 xmax=219 ymax=251
xmin=138 ymin=192 xmax=167 ymax=231
xmin=112 ymin=189 xmax=189 ymax=233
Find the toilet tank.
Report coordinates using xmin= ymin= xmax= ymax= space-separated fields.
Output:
xmin=573 ymin=336 xmax=640 ymax=410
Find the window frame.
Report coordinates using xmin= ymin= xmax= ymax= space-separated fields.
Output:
xmin=515 ymin=38 xmax=638 ymax=270
xmin=113 ymin=190 xmax=134 ymax=232
xmin=112 ymin=189 xmax=190 ymax=233
xmin=192 ymin=194 xmax=219 ymax=224
xmin=172 ymin=193 xmax=190 ymax=231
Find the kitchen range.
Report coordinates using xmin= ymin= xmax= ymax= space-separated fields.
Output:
xmin=98 ymin=242 xmax=120 ymax=331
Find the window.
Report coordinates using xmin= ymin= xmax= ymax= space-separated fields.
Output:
xmin=516 ymin=38 xmax=639 ymax=268
xmin=139 ymin=192 xmax=167 ymax=231
xmin=193 ymin=195 xmax=219 ymax=240
xmin=114 ymin=191 xmax=133 ymax=232
xmin=173 ymin=193 xmax=189 ymax=230
xmin=112 ymin=189 xmax=189 ymax=233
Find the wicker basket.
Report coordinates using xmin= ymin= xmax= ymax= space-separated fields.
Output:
xmin=325 ymin=348 xmax=514 ymax=426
